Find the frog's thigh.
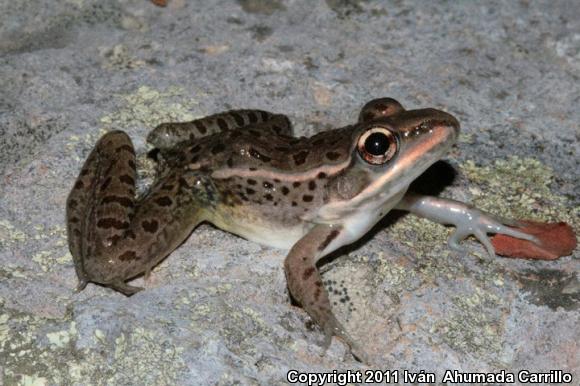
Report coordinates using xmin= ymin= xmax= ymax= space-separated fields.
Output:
xmin=67 ymin=131 xmax=137 ymax=289
xmin=67 ymin=131 xmax=205 ymax=295
xmin=283 ymin=225 xmax=354 ymax=347
xmin=147 ymin=109 xmax=283 ymax=149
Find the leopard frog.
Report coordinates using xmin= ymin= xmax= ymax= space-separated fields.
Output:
xmin=66 ymin=98 xmax=535 ymax=361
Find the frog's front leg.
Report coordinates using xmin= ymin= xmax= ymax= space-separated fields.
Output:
xmin=396 ymin=192 xmax=538 ymax=257
xmin=67 ymin=131 xmax=207 ymax=295
xmin=284 ymin=225 xmax=368 ymax=361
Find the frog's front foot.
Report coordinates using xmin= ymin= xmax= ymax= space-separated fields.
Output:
xmin=284 ymin=225 xmax=372 ymax=364
xmin=396 ymin=193 xmax=538 ymax=258
xmin=319 ymin=313 xmax=371 ymax=364
xmin=446 ymin=208 xmax=538 ymax=258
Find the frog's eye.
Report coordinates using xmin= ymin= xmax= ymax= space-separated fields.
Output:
xmin=357 ymin=127 xmax=398 ymax=165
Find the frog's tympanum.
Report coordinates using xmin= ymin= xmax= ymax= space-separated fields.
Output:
xmin=67 ymin=98 xmax=542 ymax=360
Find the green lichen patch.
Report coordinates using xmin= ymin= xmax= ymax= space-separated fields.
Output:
xmin=431 ymin=286 xmax=506 ymax=360
xmin=189 ymin=293 xmax=274 ymax=355
xmin=461 ymin=156 xmax=579 ymax=229
xmin=99 ymin=86 xmax=200 ymax=132
xmin=0 ymin=219 xmax=28 ymax=246
xmin=1 ymin=305 xmax=189 ymax=385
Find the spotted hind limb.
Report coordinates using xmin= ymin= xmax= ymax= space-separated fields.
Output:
xmin=146 ymin=109 xmax=292 ymax=150
xmin=395 ymin=192 xmax=538 ymax=257
xmin=66 ymin=130 xmax=207 ymax=295
xmin=284 ymin=224 xmax=370 ymax=363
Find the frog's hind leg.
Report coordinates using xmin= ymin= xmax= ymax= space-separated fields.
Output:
xmin=147 ymin=109 xmax=292 ymax=151
xmin=67 ymin=131 xmax=206 ymax=295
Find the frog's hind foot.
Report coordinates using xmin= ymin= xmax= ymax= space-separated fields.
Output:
xmin=75 ymin=279 xmax=89 ymax=293
xmin=321 ymin=315 xmax=372 ymax=364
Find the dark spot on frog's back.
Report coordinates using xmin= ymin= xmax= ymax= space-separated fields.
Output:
xmin=119 ymin=174 xmax=135 ymax=185
xmin=141 ymin=219 xmax=159 ymax=233
xmin=211 ymin=143 xmax=226 ymax=154
xmin=293 ymin=150 xmax=309 ymax=165
xmin=97 ymin=218 xmax=129 ymax=230
xmin=101 ymin=195 xmax=133 ymax=208
xmin=190 ymin=144 xmax=201 ymax=154
xmin=231 ymin=111 xmax=245 ymax=126
xmin=281 ymin=186 xmax=289 ymax=195
xmin=118 ymin=250 xmax=138 ymax=261
xmin=247 ymin=111 xmax=258 ymax=123
xmin=302 ymin=195 xmax=313 ymax=202
xmin=248 ymin=147 xmax=271 ymax=162
xmin=194 ymin=121 xmax=207 ymax=134
xmin=326 ymin=151 xmax=341 ymax=161
xmin=216 ymin=118 xmax=229 ymax=131
xmin=100 ymin=177 xmax=112 ymax=191
xmin=308 ymin=180 xmax=316 ymax=190
xmin=155 ymin=196 xmax=173 ymax=207
xmin=312 ymin=137 xmax=326 ymax=146
xmin=247 ymin=179 xmax=257 ymax=185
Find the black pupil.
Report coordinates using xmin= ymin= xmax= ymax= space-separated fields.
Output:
xmin=364 ymin=132 xmax=390 ymax=156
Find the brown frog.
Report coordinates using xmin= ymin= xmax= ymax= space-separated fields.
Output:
xmin=66 ymin=98 xmax=536 ymax=360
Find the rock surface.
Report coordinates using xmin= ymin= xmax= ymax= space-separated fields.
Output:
xmin=0 ymin=0 xmax=578 ymax=384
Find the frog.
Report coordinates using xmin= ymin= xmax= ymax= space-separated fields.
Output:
xmin=66 ymin=98 xmax=536 ymax=361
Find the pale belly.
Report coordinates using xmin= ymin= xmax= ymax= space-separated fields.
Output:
xmin=209 ymin=204 xmax=312 ymax=250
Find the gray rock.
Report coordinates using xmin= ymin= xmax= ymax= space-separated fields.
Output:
xmin=1 ymin=0 xmax=578 ymax=384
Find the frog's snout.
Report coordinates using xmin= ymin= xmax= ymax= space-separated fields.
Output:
xmin=440 ymin=111 xmax=460 ymax=138
xmin=421 ymin=108 xmax=460 ymax=136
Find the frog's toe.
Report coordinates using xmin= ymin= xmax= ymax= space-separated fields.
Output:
xmin=322 ymin=317 xmax=371 ymax=364
xmin=473 ymin=229 xmax=496 ymax=258
xmin=75 ymin=279 xmax=88 ymax=293
xmin=447 ymin=228 xmax=469 ymax=252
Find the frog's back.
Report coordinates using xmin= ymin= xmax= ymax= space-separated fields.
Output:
xmin=184 ymin=124 xmax=357 ymax=249
xmin=188 ymin=124 xmax=356 ymax=173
